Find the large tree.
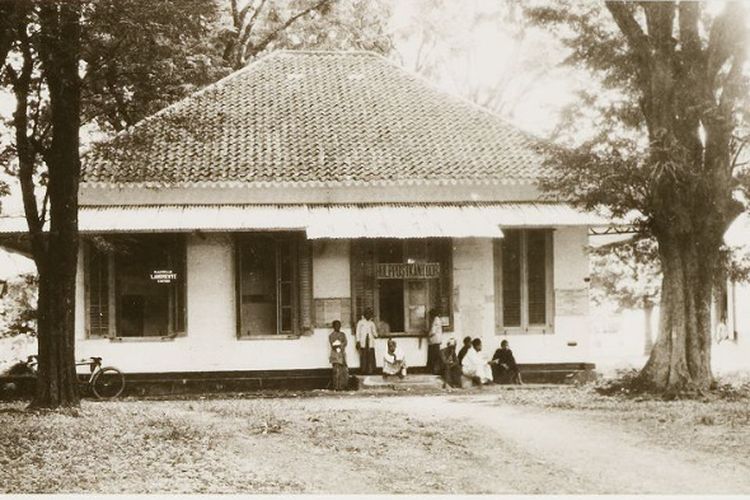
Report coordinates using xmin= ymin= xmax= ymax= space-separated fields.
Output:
xmin=2 ymin=0 xmax=83 ymax=408
xmin=528 ymin=1 xmax=750 ymax=393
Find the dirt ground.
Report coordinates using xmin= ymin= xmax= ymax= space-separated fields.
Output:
xmin=1 ymin=387 xmax=749 ymax=494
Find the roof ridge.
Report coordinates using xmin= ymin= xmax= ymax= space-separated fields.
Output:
xmin=271 ymin=49 xmax=381 ymax=57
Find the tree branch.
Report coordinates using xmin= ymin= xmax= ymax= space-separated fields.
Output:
xmin=605 ymin=1 xmax=653 ymax=68
xmin=250 ymin=0 xmax=332 ymax=58
xmin=11 ymin=27 xmax=46 ymax=268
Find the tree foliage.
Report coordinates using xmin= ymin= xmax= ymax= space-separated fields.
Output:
xmin=220 ymin=0 xmax=392 ymax=70
xmin=589 ymin=237 xmax=661 ymax=310
xmin=81 ymin=0 xmax=229 ymax=133
xmin=0 ymin=273 xmax=37 ymax=338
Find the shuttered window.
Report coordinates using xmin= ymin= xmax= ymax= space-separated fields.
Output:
xmin=236 ymin=232 xmax=312 ymax=337
xmin=494 ymin=229 xmax=553 ymax=333
xmin=84 ymin=235 xmax=186 ymax=338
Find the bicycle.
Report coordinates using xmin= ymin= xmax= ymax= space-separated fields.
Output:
xmin=26 ymin=355 xmax=125 ymax=399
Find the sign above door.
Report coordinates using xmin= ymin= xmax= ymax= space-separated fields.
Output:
xmin=376 ymin=262 xmax=440 ymax=280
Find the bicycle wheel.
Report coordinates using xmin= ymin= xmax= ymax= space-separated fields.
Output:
xmin=91 ymin=367 xmax=125 ymax=399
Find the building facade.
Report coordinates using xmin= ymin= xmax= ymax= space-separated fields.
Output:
xmin=15 ymin=51 xmax=609 ymax=375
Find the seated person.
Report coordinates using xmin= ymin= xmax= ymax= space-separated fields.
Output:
xmin=457 ymin=336 xmax=472 ymax=364
xmin=491 ymin=339 xmax=523 ymax=384
xmin=382 ymin=339 xmax=407 ymax=379
xmin=461 ymin=338 xmax=493 ymax=385
xmin=439 ymin=337 xmax=462 ymax=388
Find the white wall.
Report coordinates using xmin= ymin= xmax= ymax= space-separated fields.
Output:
xmin=312 ymin=239 xmax=349 ymax=298
xmin=452 ymin=238 xmax=495 ymax=347
xmin=75 ymin=229 xmax=594 ymax=373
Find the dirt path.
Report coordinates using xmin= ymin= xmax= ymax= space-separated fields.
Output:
xmin=319 ymin=394 xmax=750 ymax=494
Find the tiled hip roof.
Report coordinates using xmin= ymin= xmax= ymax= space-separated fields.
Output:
xmin=83 ymin=51 xmax=551 ymax=187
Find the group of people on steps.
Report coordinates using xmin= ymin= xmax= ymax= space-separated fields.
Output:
xmin=328 ymin=308 xmax=522 ymax=390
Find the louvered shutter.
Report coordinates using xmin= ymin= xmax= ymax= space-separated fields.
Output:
xmin=493 ymin=238 xmax=503 ymax=333
xmin=298 ymin=236 xmax=314 ymax=335
xmin=85 ymin=243 xmax=110 ymax=338
xmin=501 ymin=230 xmax=522 ymax=327
xmin=526 ymin=229 xmax=548 ymax=325
xmin=350 ymin=239 xmax=376 ymax=324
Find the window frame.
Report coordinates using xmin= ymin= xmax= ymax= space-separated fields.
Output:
xmin=234 ymin=231 xmax=311 ymax=339
xmin=83 ymin=235 xmax=188 ymax=341
xmin=493 ymin=229 xmax=554 ymax=335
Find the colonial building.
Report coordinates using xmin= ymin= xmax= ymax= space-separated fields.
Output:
xmin=4 ymin=51 xmax=607 ymax=378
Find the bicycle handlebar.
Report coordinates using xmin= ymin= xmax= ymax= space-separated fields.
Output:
xmin=26 ymin=355 xmax=105 ymax=368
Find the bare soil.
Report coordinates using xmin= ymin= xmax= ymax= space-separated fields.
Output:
xmin=1 ymin=387 xmax=748 ymax=494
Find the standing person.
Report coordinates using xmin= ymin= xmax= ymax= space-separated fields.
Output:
xmin=439 ymin=337 xmax=462 ymax=388
xmin=382 ymin=339 xmax=407 ymax=379
xmin=355 ymin=308 xmax=378 ymax=375
xmin=427 ymin=308 xmax=444 ymax=374
xmin=328 ymin=320 xmax=348 ymax=390
xmin=491 ymin=339 xmax=523 ymax=385
xmin=457 ymin=336 xmax=472 ymax=364
xmin=461 ymin=338 xmax=493 ymax=385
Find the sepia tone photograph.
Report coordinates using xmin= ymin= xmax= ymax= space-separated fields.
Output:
xmin=0 ymin=0 xmax=749 ymax=495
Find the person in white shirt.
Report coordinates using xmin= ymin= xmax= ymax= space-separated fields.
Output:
xmin=382 ymin=339 xmax=406 ymax=378
xmin=355 ymin=308 xmax=378 ymax=375
xmin=427 ymin=308 xmax=443 ymax=375
xmin=461 ymin=338 xmax=493 ymax=385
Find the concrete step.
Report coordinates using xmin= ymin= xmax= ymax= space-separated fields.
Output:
xmin=356 ymin=374 xmax=444 ymax=390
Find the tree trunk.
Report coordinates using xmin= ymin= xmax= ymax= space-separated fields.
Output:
xmin=642 ymin=303 xmax=654 ymax=356
xmin=637 ymin=237 xmax=714 ymax=394
xmin=30 ymin=1 xmax=82 ymax=409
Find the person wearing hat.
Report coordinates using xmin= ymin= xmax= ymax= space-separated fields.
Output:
xmin=439 ymin=337 xmax=462 ymax=388
xmin=328 ymin=320 xmax=348 ymax=390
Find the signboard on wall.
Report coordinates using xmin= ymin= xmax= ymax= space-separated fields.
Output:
xmin=376 ymin=262 xmax=440 ymax=280
xmin=314 ymin=298 xmax=351 ymax=329
xmin=149 ymin=270 xmax=177 ymax=284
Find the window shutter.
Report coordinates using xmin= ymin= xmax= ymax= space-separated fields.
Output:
xmin=527 ymin=229 xmax=548 ymax=325
xmin=85 ymin=243 xmax=110 ymax=338
xmin=350 ymin=239 xmax=376 ymax=324
xmin=493 ymin=238 xmax=503 ymax=333
xmin=298 ymin=237 xmax=313 ymax=334
xmin=501 ymin=230 xmax=522 ymax=327
xmin=428 ymin=238 xmax=454 ymax=330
